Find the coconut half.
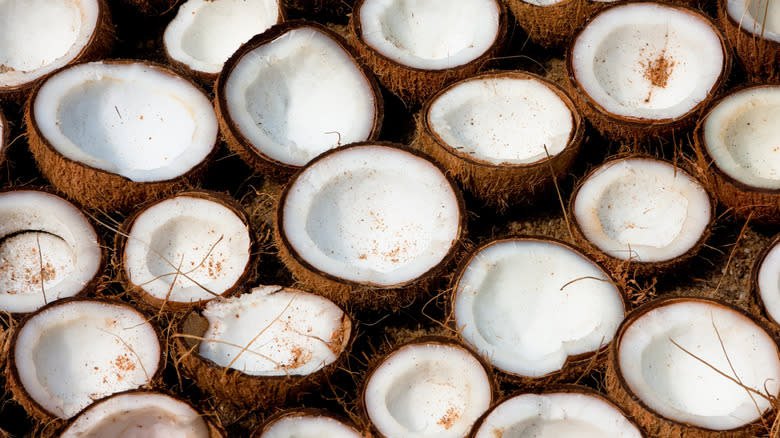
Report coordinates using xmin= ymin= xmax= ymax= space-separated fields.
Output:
xmin=721 ymin=0 xmax=780 ymax=81
xmin=251 ymin=409 xmax=363 ymax=438
xmin=363 ymin=338 xmax=492 ymax=438
xmin=216 ymin=21 xmax=382 ymax=176
xmin=568 ymin=2 xmax=727 ymax=143
xmin=752 ymin=233 xmax=780 ymax=326
xmin=6 ymin=299 xmax=162 ymax=421
xmin=27 ymin=60 xmax=219 ymax=212
xmin=0 ymin=190 xmax=102 ymax=314
xmin=164 ymin=0 xmax=283 ymax=83
xmin=276 ymin=143 xmax=463 ymax=310
xmin=607 ymin=297 xmax=780 ymax=436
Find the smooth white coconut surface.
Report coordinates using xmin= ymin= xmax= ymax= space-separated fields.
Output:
xmin=571 ymin=3 xmax=723 ymax=120
xmin=199 ymin=286 xmax=349 ymax=376
xmin=225 ymin=26 xmax=376 ymax=167
xmin=619 ymin=300 xmax=780 ymax=430
xmin=0 ymin=0 xmax=99 ymax=88
xmin=359 ymin=0 xmax=500 ymax=70
xmin=728 ymin=0 xmax=780 ymax=43
xmin=60 ymin=391 xmax=211 ymax=438
xmin=473 ymin=392 xmax=642 ymax=438
xmin=364 ymin=342 xmax=491 ymax=438
xmin=0 ymin=191 xmax=101 ymax=313
xmin=428 ymin=76 xmax=573 ymax=165
xmin=454 ymin=239 xmax=624 ymax=377
xmin=124 ymin=195 xmax=251 ymax=304
xmin=260 ymin=414 xmax=362 ymax=438
xmin=573 ymin=158 xmax=711 ymax=262
xmin=757 ymin=240 xmax=780 ymax=324
xmin=164 ymin=0 xmax=281 ymax=74
xmin=283 ymin=145 xmax=460 ymax=286
xmin=33 ymin=61 xmax=218 ymax=182
xmin=703 ymin=86 xmax=780 ymax=189
xmin=14 ymin=300 xmax=160 ymax=419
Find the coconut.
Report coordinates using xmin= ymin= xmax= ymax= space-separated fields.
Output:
xmin=719 ymin=0 xmax=780 ymax=81
xmin=415 ymin=70 xmax=583 ymax=208
xmin=5 ymin=298 xmax=163 ymax=422
xmin=0 ymin=0 xmax=113 ymax=102
xmin=567 ymin=1 xmax=728 ymax=144
xmin=215 ymin=21 xmax=382 ymax=177
xmin=163 ymin=0 xmax=284 ymax=85
xmin=503 ymin=0 xmax=605 ymax=49
xmin=606 ymin=297 xmax=780 ymax=437
xmin=250 ymin=409 xmax=364 ymax=438
xmin=118 ymin=191 xmax=254 ymax=312
xmin=0 ymin=189 xmax=103 ymax=314
xmin=349 ymin=0 xmax=507 ymax=104
xmin=751 ymin=233 xmax=780 ymax=326
xmin=275 ymin=142 xmax=464 ymax=311
xmin=27 ymin=60 xmax=219 ymax=213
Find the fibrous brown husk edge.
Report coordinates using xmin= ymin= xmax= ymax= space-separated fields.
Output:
xmin=718 ymin=0 xmax=780 ymax=82
xmin=503 ymin=0 xmax=603 ymax=49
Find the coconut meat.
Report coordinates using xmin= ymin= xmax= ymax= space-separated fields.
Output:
xmin=33 ymin=61 xmax=218 ymax=182
xmin=260 ymin=415 xmax=362 ymax=438
xmin=428 ymin=76 xmax=573 ymax=165
xmin=473 ymin=392 xmax=642 ymax=438
xmin=757 ymin=240 xmax=780 ymax=324
xmin=703 ymin=86 xmax=780 ymax=189
xmin=224 ymin=26 xmax=376 ymax=167
xmin=359 ymin=0 xmax=500 ymax=70
xmin=198 ymin=286 xmax=350 ymax=376
xmin=60 ymin=392 xmax=211 ymax=438
xmin=454 ymin=239 xmax=624 ymax=377
xmin=0 ymin=0 xmax=99 ymax=88
xmin=571 ymin=2 xmax=723 ymax=120
xmin=728 ymin=0 xmax=780 ymax=43
xmin=282 ymin=145 xmax=460 ymax=286
xmin=364 ymin=342 xmax=491 ymax=438
xmin=164 ymin=0 xmax=281 ymax=75
xmin=124 ymin=195 xmax=251 ymax=304
xmin=618 ymin=300 xmax=780 ymax=430
xmin=573 ymin=158 xmax=710 ymax=262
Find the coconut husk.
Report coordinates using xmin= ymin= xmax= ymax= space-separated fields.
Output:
xmin=504 ymin=0 xmax=603 ymax=49
xmin=121 ymin=0 xmax=180 ymax=15
xmin=282 ymin=0 xmax=355 ymax=20
xmin=250 ymin=408 xmax=368 ymax=438
xmin=719 ymin=0 xmax=780 ymax=82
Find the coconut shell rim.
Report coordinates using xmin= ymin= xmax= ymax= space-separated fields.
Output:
xmin=249 ymin=407 xmax=365 ymax=438
xmin=719 ymin=0 xmax=780 ymax=46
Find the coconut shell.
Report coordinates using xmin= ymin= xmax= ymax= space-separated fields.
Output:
xmin=504 ymin=0 xmax=603 ymax=49
xmin=719 ymin=0 xmax=780 ymax=82
xmin=250 ymin=408 xmax=368 ymax=438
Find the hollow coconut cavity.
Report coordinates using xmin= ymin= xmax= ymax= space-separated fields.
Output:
xmin=8 ymin=299 xmax=161 ymax=420
xmin=252 ymin=410 xmax=362 ymax=438
xmin=122 ymin=192 xmax=252 ymax=310
xmin=363 ymin=339 xmax=492 ymax=438
xmin=453 ymin=238 xmax=624 ymax=380
xmin=0 ymin=190 xmax=102 ymax=314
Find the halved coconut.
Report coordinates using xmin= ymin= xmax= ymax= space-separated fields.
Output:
xmin=452 ymin=237 xmax=625 ymax=384
xmin=163 ymin=0 xmax=284 ymax=84
xmin=606 ymin=297 xmax=780 ymax=436
xmin=251 ymin=409 xmax=363 ymax=438
xmin=0 ymin=0 xmax=113 ymax=102
xmin=504 ymin=0 xmax=605 ymax=48
xmin=275 ymin=142 xmax=464 ymax=310
xmin=720 ymin=0 xmax=780 ymax=81
xmin=471 ymin=386 xmax=644 ymax=438
xmin=0 ymin=189 xmax=103 ymax=314
xmin=216 ymin=21 xmax=382 ymax=177
xmin=570 ymin=157 xmax=712 ymax=276
xmin=694 ymin=85 xmax=780 ymax=223
xmin=362 ymin=337 xmax=492 ymax=438
xmin=60 ymin=390 xmax=225 ymax=437
xmin=415 ymin=70 xmax=583 ymax=208
xmin=349 ymin=0 xmax=507 ymax=104
xmin=567 ymin=2 xmax=728 ymax=143
xmin=173 ymin=285 xmax=351 ymax=408
xmin=751 ymin=233 xmax=780 ymax=326
xmin=5 ymin=298 xmax=162 ymax=421
xmin=27 ymin=60 xmax=219 ymax=213
xmin=119 ymin=191 xmax=254 ymax=312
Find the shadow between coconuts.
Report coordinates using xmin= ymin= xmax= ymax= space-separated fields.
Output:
xmin=718 ymin=0 xmax=780 ymax=82
xmin=249 ymin=407 xmax=368 ymax=438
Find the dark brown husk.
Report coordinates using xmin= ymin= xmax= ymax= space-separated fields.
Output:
xmin=250 ymin=408 xmax=368 ymax=438
xmin=283 ymin=0 xmax=355 ymax=19
xmin=719 ymin=0 xmax=780 ymax=82
xmin=120 ymin=0 xmax=179 ymax=15
xmin=0 ymin=108 xmax=7 ymax=165
xmin=503 ymin=0 xmax=603 ymax=48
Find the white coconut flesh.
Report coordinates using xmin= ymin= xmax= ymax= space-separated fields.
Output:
xmin=618 ymin=300 xmax=780 ymax=430
xmin=259 ymin=414 xmax=362 ymax=438
xmin=358 ymin=0 xmax=500 ymax=70
xmin=703 ymin=86 xmax=780 ymax=189
xmin=757 ymin=240 xmax=780 ymax=323
xmin=197 ymin=286 xmax=350 ymax=376
xmin=364 ymin=342 xmax=492 ymax=438
xmin=164 ymin=0 xmax=281 ymax=75
xmin=571 ymin=3 xmax=723 ymax=120
xmin=728 ymin=0 xmax=780 ymax=43
xmin=60 ymin=391 xmax=211 ymax=438
xmin=0 ymin=0 xmax=99 ymax=89
xmin=473 ymin=392 xmax=642 ymax=438
xmin=33 ymin=61 xmax=218 ymax=182
xmin=573 ymin=158 xmax=711 ymax=262
xmin=454 ymin=239 xmax=624 ymax=377
xmin=428 ymin=76 xmax=573 ymax=165
xmin=224 ymin=26 xmax=376 ymax=167
xmin=13 ymin=300 xmax=160 ymax=419
xmin=124 ymin=195 xmax=251 ymax=304
xmin=282 ymin=145 xmax=460 ymax=286
xmin=0 ymin=191 xmax=101 ymax=313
